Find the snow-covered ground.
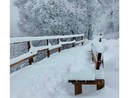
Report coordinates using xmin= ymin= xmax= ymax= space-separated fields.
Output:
xmin=11 ymin=39 xmax=119 ymax=98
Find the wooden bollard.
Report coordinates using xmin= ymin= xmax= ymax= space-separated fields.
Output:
xmin=27 ymin=41 xmax=34 ymax=65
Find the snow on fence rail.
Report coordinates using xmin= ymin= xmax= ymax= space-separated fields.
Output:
xmin=10 ymin=34 xmax=84 ymax=44
xmin=10 ymin=34 xmax=85 ymax=67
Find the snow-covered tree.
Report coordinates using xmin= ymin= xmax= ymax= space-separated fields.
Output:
xmin=91 ymin=0 xmax=119 ymax=38
xmin=14 ymin=0 xmax=86 ymax=36
xmin=14 ymin=0 xmax=119 ymax=38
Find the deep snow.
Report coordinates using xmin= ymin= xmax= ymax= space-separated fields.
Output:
xmin=11 ymin=39 xmax=119 ymax=98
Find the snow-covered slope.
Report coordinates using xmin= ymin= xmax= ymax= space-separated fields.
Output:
xmin=11 ymin=39 xmax=119 ymax=98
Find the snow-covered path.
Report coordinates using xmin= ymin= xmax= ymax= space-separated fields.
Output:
xmin=11 ymin=39 xmax=119 ymax=98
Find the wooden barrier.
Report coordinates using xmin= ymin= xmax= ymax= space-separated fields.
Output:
xmin=10 ymin=34 xmax=85 ymax=67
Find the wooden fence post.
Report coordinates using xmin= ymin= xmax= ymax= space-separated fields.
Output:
xmin=27 ymin=41 xmax=34 ymax=65
xmin=81 ymin=36 xmax=84 ymax=45
xmin=57 ymin=39 xmax=61 ymax=52
xmin=99 ymin=38 xmax=101 ymax=42
xmin=72 ymin=37 xmax=76 ymax=47
xmin=46 ymin=39 xmax=50 ymax=57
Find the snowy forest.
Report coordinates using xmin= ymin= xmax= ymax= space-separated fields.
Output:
xmin=10 ymin=0 xmax=119 ymax=98
xmin=11 ymin=0 xmax=119 ymax=38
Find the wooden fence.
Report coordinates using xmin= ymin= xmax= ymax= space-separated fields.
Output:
xmin=10 ymin=34 xmax=85 ymax=67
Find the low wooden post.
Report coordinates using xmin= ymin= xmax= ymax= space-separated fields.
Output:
xmin=74 ymin=83 xmax=82 ymax=95
xmin=46 ymin=39 xmax=50 ymax=57
xmin=27 ymin=41 xmax=34 ymax=65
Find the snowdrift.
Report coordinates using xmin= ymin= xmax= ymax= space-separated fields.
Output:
xmin=11 ymin=39 xmax=119 ymax=98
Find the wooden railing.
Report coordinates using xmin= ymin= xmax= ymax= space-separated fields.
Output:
xmin=10 ymin=34 xmax=85 ymax=67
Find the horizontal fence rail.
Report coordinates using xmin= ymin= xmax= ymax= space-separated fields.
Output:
xmin=10 ymin=34 xmax=84 ymax=44
xmin=10 ymin=34 xmax=85 ymax=67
